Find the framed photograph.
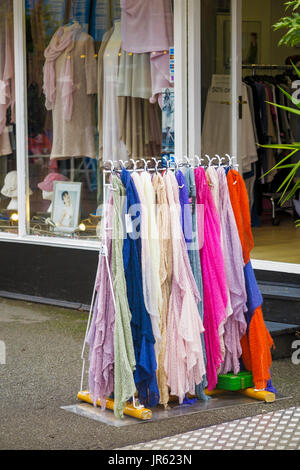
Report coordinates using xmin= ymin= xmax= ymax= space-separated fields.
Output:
xmin=51 ymin=181 xmax=82 ymax=234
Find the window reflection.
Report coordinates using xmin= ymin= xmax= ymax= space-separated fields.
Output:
xmin=26 ymin=0 xmax=174 ymax=240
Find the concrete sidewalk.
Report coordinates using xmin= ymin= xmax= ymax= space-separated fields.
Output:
xmin=0 ymin=297 xmax=299 ymax=450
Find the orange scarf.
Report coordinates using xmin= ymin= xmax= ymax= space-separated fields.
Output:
xmin=227 ymin=170 xmax=274 ymax=390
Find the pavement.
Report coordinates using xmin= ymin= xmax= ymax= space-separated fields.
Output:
xmin=0 ymin=297 xmax=300 ymax=450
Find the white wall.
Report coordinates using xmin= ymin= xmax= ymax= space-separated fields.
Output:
xmin=242 ymin=0 xmax=300 ymax=65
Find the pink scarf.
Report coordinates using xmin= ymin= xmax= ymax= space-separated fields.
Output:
xmin=43 ymin=24 xmax=81 ymax=121
xmin=0 ymin=11 xmax=15 ymax=135
xmin=164 ymin=172 xmax=206 ymax=403
xmin=194 ymin=167 xmax=228 ymax=390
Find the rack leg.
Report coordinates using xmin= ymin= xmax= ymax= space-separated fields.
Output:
xmin=204 ymin=387 xmax=275 ymax=402
xmin=77 ymin=391 xmax=152 ymax=420
xmin=237 ymin=388 xmax=276 ymax=403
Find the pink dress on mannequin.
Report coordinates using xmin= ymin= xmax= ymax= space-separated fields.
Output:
xmin=194 ymin=167 xmax=228 ymax=390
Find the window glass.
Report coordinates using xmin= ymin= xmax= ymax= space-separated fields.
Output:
xmin=0 ymin=0 xmax=18 ymax=234
xmin=25 ymin=0 xmax=174 ymax=240
xmin=200 ymin=0 xmax=232 ymax=161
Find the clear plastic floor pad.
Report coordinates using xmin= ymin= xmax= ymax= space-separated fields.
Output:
xmin=61 ymin=392 xmax=289 ymax=428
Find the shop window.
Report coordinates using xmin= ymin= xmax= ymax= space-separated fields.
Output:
xmin=25 ymin=0 xmax=174 ymax=240
xmin=0 ymin=0 xmax=18 ymax=234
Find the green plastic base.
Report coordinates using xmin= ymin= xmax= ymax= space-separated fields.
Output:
xmin=216 ymin=371 xmax=254 ymax=391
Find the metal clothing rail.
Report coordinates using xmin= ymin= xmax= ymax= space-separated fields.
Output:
xmin=101 ymin=154 xmax=239 ymax=174
xmin=78 ymin=153 xmax=240 ymax=419
xmin=242 ymin=64 xmax=293 ymax=76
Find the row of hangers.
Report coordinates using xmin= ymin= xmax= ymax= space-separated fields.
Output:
xmin=104 ymin=154 xmax=238 ymax=174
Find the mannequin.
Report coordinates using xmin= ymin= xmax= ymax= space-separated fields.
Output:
xmin=42 ymin=190 xmax=54 ymax=213
xmin=1 ymin=170 xmax=32 ymax=210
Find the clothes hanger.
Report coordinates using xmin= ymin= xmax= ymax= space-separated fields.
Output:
xmin=225 ymin=154 xmax=233 ymax=167
xmin=195 ymin=155 xmax=204 ymax=167
xmin=108 ymin=160 xmax=115 ymax=175
xmin=204 ymin=154 xmax=211 ymax=167
xmin=130 ymin=159 xmax=139 ymax=172
xmin=119 ymin=160 xmax=127 ymax=169
xmin=183 ymin=155 xmax=191 ymax=168
xmin=152 ymin=157 xmax=159 ymax=174
xmin=215 ymin=155 xmax=223 ymax=167
xmin=141 ymin=158 xmax=148 ymax=172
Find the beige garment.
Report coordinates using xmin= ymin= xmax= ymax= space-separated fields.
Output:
xmin=118 ymin=97 xmax=144 ymax=158
xmin=97 ymin=26 xmax=114 ymax=163
xmin=148 ymin=101 xmax=162 ymax=155
xmin=49 ymin=31 xmax=97 ymax=159
xmin=0 ymin=126 xmax=12 ymax=156
xmin=117 ymin=49 xmax=152 ymax=99
xmin=118 ymin=97 xmax=162 ymax=159
xmin=152 ymin=173 xmax=172 ymax=408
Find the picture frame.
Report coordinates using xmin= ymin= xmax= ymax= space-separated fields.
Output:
xmin=216 ymin=14 xmax=261 ymax=73
xmin=51 ymin=181 xmax=82 ymax=234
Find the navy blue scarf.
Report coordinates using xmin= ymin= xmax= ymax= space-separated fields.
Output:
xmin=121 ymin=168 xmax=160 ymax=407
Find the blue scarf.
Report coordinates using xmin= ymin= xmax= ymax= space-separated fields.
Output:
xmin=121 ymin=168 xmax=160 ymax=407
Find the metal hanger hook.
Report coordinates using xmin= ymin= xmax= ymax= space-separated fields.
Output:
xmin=130 ymin=158 xmax=139 ymax=171
xmin=141 ymin=158 xmax=148 ymax=171
xmin=108 ymin=160 xmax=115 ymax=174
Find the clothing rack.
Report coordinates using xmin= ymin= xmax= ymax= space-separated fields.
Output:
xmin=242 ymin=64 xmax=293 ymax=77
xmin=101 ymin=154 xmax=239 ymax=174
xmin=80 ymin=153 xmax=238 ymax=395
xmin=78 ymin=152 xmax=276 ymax=420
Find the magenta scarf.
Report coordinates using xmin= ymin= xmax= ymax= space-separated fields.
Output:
xmin=43 ymin=24 xmax=81 ymax=121
xmin=194 ymin=167 xmax=228 ymax=390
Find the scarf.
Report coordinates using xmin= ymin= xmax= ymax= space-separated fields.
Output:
xmin=43 ymin=23 xmax=81 ymax=121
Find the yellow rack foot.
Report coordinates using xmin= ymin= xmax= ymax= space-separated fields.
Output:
xmin=204 ymin=387 xmax=275 ymax=403
xmin=77 ymin=391 xmax=152 ymax=420
xmin=204 ymin=388 xmax=226 ymax=397
xmin=237 ymin=387 xmax=276 ymax=403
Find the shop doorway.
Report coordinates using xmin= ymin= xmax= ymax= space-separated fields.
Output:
xmin=188 ymin=0 xmax=300 ymax=269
